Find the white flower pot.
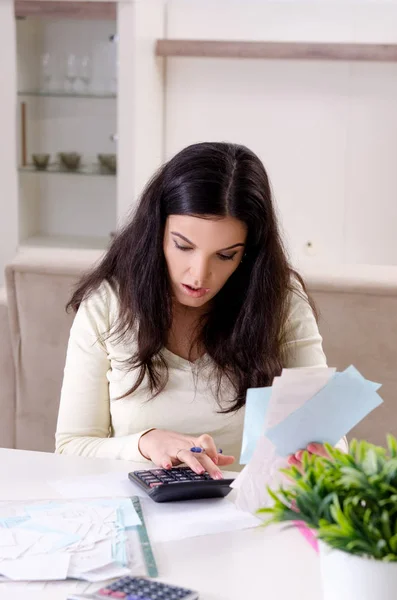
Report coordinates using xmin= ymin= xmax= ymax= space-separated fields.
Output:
xmin=319 ymin=541 xmax=397 ymax=600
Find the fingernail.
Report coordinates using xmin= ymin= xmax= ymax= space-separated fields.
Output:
xmin=213 ymin=472 xmax=223 ymax=480
xmin=196 ymin=467 xmax=205 ymax=474
xmin=164 ymin=463 xmax=172 ymax=469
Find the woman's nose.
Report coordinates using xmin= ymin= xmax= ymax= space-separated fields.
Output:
xmin=190 ymin=256 xmax=210 ymax=285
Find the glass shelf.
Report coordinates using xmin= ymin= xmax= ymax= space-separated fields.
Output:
xmin=17 ymin=90 xmax=116 ymax=99
xmin=19 ymin=164 xmax=116 ymax=176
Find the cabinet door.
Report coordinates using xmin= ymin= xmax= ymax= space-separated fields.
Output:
xmin=0 ymin=0 xmax=18 ymax=285
xmin=16 ymin=1 xmax=119 ymax=250
xmin=15 ymin=0 xmax=165 ymax=252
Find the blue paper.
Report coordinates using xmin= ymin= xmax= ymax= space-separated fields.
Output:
xmin=265 ymin=366 xmax=383 ymax=457
xmin=240 ymin=386 xmax=272 ymax=464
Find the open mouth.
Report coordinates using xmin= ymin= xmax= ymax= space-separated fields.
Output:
xmin=181 ymin=284 xmax=210 ymax=299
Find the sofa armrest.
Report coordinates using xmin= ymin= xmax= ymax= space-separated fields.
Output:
xmin=0 ymin=287 xmax=15 ymax=448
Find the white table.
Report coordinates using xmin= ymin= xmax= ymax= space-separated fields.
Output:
xmin=0 ymin=449 xmax=322 ymax=599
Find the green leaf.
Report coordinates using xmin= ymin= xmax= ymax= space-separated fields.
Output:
xmin=262 ymin=435 xmax=397 ymax=561
xmin=388 ymin=435 xmax=397 ymax=459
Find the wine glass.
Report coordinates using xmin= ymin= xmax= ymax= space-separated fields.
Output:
xmin=79 ymin=55 xmax=92 ymax=94
xmin=40 ymin=53 xmax=52 ymax=92
xmin=64 ymin=54 xmax=78 ymax=94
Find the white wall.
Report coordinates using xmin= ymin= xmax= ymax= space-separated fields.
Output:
xmin=0 ymin=1 xmax=18 ymax=286
xmin=164 ymin=0 xmax=397 ymax=266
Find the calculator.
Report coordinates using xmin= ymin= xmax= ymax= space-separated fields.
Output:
xmin=128 ymin=466 xmax=235 ymax=503
xmin=67 ymin=575 xmax=199 ymax=600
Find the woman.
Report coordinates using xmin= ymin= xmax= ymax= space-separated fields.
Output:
xmin=56 ymin=141 xmax=338 ymax=478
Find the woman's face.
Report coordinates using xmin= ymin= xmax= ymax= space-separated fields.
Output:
xmin=163 ymin=214 xmax=247 ymax=309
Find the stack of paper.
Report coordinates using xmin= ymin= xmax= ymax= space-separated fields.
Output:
xmin=0 ymin=498 xmax=144 ymax=582
xmin=233 ymin=365 xmax=383 ymax=514
xmin=49 ymin=474 xmax=262 ymax=543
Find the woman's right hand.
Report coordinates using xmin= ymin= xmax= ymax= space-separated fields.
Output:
xmin=138 ymin=429 xmax=235 ymax=479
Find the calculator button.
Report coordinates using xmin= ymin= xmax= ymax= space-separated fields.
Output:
xmin=125 ymin=595 xmax=140 ymax=600
xmin=149 ymin=482 xmax=163 ymax=488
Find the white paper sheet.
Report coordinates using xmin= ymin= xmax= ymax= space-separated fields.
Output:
xmin=265 ymin=367 xmax=335 ymax=429
xmin=0 ymin=529 xmax=15 ymax=547
xmin=0 ymin=554 xmax=71 ymax=581
xmin=234 ymin=368 xmax=335 ymax=513
xmin=49 ymin=472 xmax=145 ymax=499
xmin=142 ymin=496 xmax=261 ymax=543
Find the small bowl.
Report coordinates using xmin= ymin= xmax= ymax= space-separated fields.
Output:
xmin=59 ymin=152 xmax=81 ymax=171
xmin=98 ymin=153 xmax=117 ymax=174
xmin=32 ymin=153 xmax=50 ymax=171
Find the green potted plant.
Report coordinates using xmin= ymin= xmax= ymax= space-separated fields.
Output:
xmin=259 ymin=435 xmax=397 ymax=600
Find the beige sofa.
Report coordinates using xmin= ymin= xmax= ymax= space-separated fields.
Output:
xmin=0 ymin=249 xmax=396 ymax=452
xmin=3 ymin=248 xmax=103 ymax=451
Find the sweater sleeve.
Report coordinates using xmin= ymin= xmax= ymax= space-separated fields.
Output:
xmin=282 ymin=285 xmax=327 ymax=368
xmin=55 ymin=282 xmax=151 ymax=462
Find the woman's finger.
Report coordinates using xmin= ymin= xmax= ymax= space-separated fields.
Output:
xmin=217 ymin=454 xmax=235 ymax=467
xmin=159 ymin=454 xmax=173 ymax=469
xmin=196 ymin=433 xmax=218 ymax=464
xmin=189 ymin=446 xmax=235 ymax=468
xmin=197 ymin=453 xmax=223 ymax=480
xmin=288 ymin=455 xmax=300 ymax=467
xmin=175 ymin=449 xmax=206 ymax=475
xmin=307 ymin=442 xmax=329 ymax=457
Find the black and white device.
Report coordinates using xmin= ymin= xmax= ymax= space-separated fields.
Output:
xmin=128 ymin=466 xmax=235 ymax=503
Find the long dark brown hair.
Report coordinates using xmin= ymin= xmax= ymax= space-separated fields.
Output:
xmin=68 ymin=142 xmax=313 ymax=412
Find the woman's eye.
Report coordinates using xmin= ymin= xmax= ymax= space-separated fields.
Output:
xmin=218 ymin=253 xmax=236 ymax=262
xmin=174 ymin=241 xmax=193 ymax=251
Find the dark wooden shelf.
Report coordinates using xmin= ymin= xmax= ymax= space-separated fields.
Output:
xmin=156 ymin=39 xmax=397 ymax=62
xmin=15 ymin=1 xmax=116 ymax=20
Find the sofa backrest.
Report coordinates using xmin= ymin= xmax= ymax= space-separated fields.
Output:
xmin=305 ymin=263 xmax=397 ymax=446
xmin=5 ymin=248 xmax=104 ymax=452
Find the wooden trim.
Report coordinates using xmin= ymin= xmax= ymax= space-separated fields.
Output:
xmin=156 ymin=39 xmax=397 ymax=62
xmin=15 ymin=1 xmax=116 ymax=20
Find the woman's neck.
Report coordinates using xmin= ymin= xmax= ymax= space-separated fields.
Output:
xmin=166 ymin=301 xmax=208 ymax=362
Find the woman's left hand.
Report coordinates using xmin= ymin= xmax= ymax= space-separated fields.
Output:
xmin=287 ymin=442 xmax=329 ymax=469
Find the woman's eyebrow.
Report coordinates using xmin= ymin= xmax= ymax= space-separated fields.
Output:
xmin=171 ymin=231 xmax=245 ymax=251
xmin=171 ymin=232 xmax=194 ymax=245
